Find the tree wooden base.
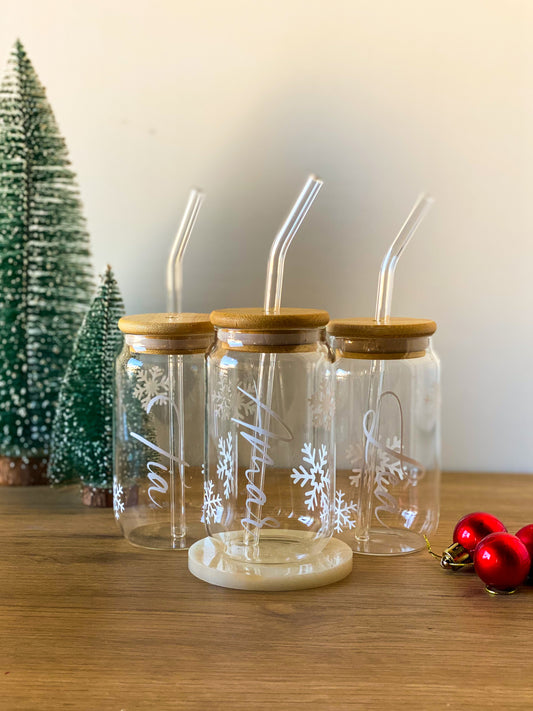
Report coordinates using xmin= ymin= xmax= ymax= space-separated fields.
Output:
xmin=0 ymin=456 xmax=48 ymax=486
xmin=81 ymin=484 xmax=138 ymax=508
xmin=81 ymin=485 xmax=113 ymax=508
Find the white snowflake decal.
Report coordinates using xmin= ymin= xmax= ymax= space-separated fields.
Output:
xmin=212 ymin=375 xmax=258 ymax=435
xmin=113 ymin=481 xmax=125 ymax=520
xmin=333 ymin=489 xmax=358 ymax=533
xmin=372 ymin=435 xmax=425 ymax=527
xmin=345 ymin=443 xmax=363 ymax=487
xmin=133 ymin=365 xmax=169 ymax=410
xmin=308 ymin=380 xmax=335 ymax=429
xmin=376 ymin=436 xmax=405 ymax=484
xmin=201 ymin=480 xmax=223 ymax=525
xmin=291 ymin=443 xmax=330 ymax=533
xmin=213 ymin=376 xmax=232 ymax=422
xmin=216 ymin=433 xmax=235 ymax=498
xmin=291 ymin=442 xmax=329 ymax=510
xmin=235 ymin=376 xmax=257 ymax=419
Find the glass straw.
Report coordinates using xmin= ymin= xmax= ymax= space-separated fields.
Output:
xmin=355 ymin=193 xmax=434 ymax=546
xmin=244 ymin=175 xmax=324 ymax=558
xmin=166 ymin=188 xmax=205 ymax=547
xmin=166 ymin=189 xmax=205 ymax=313
xmin=264 ymin=175 xmax=324 ymax=313
xmin=375 ymin=194 xmax=435 ymax=324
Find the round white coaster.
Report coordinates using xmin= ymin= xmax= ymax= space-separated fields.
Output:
xmin=188 ymin=535 xmax=353 ymax=591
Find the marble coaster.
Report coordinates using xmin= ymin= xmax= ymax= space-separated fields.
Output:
xmin=188 ymin=535 xmax=353 ymax=591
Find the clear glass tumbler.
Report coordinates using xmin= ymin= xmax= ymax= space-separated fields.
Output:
xmin=328 ymin=317 xmax=440 ymax=555
xmin=114 ymin=313 xmax=213 ymax=550
xmin=204 ymin=307 xmax=336 ymax=565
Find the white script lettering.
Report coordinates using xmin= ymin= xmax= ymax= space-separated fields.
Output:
xmin=232 ymin=386 xmax=293 ymax=533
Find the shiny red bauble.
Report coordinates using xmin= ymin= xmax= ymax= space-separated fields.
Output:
xmin=516 ymin=524 xmax=533 ymax=577
xmin=474 ymin=532 xmax=531 ymax=591
xmin=453 ymin=512 xmax=507 ymax=552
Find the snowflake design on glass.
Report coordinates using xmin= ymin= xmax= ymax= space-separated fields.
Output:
xmin=333 ymin=489 xmax=358 ymax=533
xmin=217 ymin=433 xmax=235 ymax=498
xmin=133 ymin=365 xmax=169 ymax=410
xmin=113 ymin=481 xmax=125 ymax=520
xmin=373 ymin=435 xmax=417 ymax=526
xmin=291 ymin=443 xmax=330 ymax=532
xmin=213 ymin=375 xmax=258 ymax=434
xmin=201 ymin=480 xmax=223 ymax=525
xmin=376 ymin=436 xmax=405 ymax=483
xmin=345 ymin=443 xmax=363 ymax=487
xmin=235 ymin=376 xmax=257 ymax=419
xmin=308 ymin=380 xmax=335 ymax=429
xmin=213 ymin=376 xmax=232 ymax=423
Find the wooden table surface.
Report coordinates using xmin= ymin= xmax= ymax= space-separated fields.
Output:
xmin=2 ymin=472 xmax=533 ymax=711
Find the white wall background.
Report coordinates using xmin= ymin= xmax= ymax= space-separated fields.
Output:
xmin=2 ymin=0 xmax=532 ymax=472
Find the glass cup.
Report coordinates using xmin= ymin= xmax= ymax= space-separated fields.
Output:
xmin=203 ymin=308 xmax=336 ymax=565
xmin=328 ymin=317 xmax=440 ymax=555
xmin=114 ymin=313 xmax=213 ymax=550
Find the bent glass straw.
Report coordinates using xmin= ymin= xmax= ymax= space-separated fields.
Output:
xmin=166 ymin=189 xmax=205 ymax=313
xmin=375 ymin=194 xmax=435 ymax=325
xmin=264 ymin=176 xmax=324 ymax=313
xmin=243 ymin=175 xmax=324 ymax=556
xmin=165 ymin=188 xmax=205 ymax=547
xmin=355 ymin=193 xmax=434 ymax=545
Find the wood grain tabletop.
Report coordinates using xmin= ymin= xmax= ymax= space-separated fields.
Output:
xmin=1 ymin=472 xmax=533 ymax=711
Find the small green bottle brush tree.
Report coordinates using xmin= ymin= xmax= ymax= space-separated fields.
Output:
xmin=48 ymin=266 xmax=125 ymax=506
xmin=0 ymin=40 xmax=94 ymax=484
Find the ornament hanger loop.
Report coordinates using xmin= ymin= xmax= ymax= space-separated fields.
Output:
xmin=423 ymin=535 xmax=442 ymax=560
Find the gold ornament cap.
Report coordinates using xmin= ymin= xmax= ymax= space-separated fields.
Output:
xmin=439 ymin=542 xmax=473 ymax=570
xmin=424 ymin=537 xmax=474 ymax=571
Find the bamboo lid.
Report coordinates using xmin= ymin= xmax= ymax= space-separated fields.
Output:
xmin=210 ymin=307 xmax=330 ymax=331
xmin=118 ymin=313 xmax=213 ymax=338
xmin=328 ymin=317 xmax=436 ymax=359
xmin=327 ymin=317 xmax=436 ymax=339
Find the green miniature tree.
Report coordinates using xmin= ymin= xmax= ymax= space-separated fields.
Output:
xmin=0 ymin=40 xmax=94 ymax=484
xmin=48 ymin=266 xmax=124 ymax=505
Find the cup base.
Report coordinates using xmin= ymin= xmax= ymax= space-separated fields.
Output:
xmin=348 ymin=527 xmax=425 ymax=556
xmin=125 ymin=521 xmax=198 ymax=551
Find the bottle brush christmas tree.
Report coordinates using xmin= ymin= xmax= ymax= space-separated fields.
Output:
xmin=48 ymin=266 xmax=124 ymax=506
xmin=0 ymin=40 xmax=94 ymax=485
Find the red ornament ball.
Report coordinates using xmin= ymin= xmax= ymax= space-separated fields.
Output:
xmin=516 ymin=525 xmax=533 ymax=577
xmin=453 ymin=512 xmax=507 ymax=552
xmin=474 ymin=532 xmax=531 ymax=591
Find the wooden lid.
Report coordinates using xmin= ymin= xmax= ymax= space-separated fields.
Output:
xmin=327 ymin=317 xmax=436 ymax=339
xmin=210 ymin=307 xmax=330 ymax=331
xmin=118 ymin=313 xmax=213 ymax=338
